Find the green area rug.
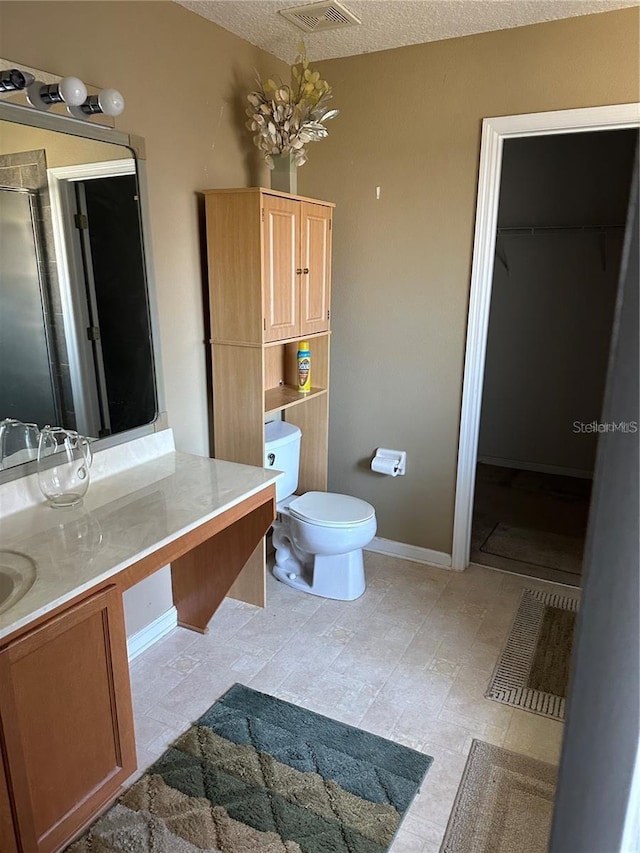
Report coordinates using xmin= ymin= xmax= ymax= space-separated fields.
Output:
xmin=68 ymin=684 xmax=433 ymax=852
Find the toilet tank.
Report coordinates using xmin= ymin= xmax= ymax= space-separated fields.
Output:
xmin=265 ymin=421 xmax=302 ymax=502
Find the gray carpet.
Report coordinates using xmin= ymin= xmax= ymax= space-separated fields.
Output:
xmin=470 ymin=463 xmax=589 ymax=586
xmin=486 ymin=588 xmax=579 ymax=720
xmin=480 ymin=522 xmax=584 ymax=574
xmin=440 ymin=740 xmax=557 ymax=853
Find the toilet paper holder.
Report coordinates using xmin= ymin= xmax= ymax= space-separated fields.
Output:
xmin=372 ymin=448 xmax=407 ymax=476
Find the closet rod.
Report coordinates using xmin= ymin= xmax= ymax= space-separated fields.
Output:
xmin=497 ymin=224 xmax=625 ymax=237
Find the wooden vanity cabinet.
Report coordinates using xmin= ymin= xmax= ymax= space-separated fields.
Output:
xmin=0 ymin=585 xmax=135 ymax=853
xmin=0 ymin=745 xmax=18 ymax=853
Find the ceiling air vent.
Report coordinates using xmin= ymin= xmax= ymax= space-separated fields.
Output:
xmin=279 ymin=1 xmax=361 ymax=33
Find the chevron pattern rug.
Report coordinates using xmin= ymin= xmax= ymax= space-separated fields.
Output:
xmin=67 ymin=684 xmax=433 ymax=852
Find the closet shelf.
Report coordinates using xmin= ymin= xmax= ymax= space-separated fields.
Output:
xmin=497 ymin=224 xmax=625 ymax=237
xmin=494 ymin=223 xmax=624 ymax=275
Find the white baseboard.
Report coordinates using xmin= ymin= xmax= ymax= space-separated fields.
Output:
xmin=127 ymin=607 xmax=178 ymax=662
xmin=477 ymin=455 xmax=593 ymax=480
xmin=366 ymin=537 xmax=452 ymax=569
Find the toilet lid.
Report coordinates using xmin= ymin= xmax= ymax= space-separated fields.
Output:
xmin=288 ymin=492 xmax=375 ymax=528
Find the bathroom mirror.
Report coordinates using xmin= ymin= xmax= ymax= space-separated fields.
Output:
xmin=0 ymin=91 xmax=161 ymax=476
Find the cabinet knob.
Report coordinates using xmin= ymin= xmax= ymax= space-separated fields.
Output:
xmin=296 ymin=268 xmax=302 ymax=275
xmin=303 ymin=268 xmax=309 ymax=274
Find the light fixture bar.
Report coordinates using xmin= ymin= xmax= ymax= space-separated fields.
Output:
xmin=0 ymin=68 xmax=35 ymax=93
xmin=1 ymin=60 xmax=124 ymax=123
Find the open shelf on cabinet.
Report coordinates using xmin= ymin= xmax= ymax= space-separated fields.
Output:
xmin=265 ymin=385 xmax=327 ymax=415
xmin=264 ymin=334 xmax=329 ymax=408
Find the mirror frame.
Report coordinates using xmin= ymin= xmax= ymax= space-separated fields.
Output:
xmin=0 ymin=99 xmax=167 ymax=485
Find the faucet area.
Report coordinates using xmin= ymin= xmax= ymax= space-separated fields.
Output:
xmin=0 ymin=427 xmax=279 ymax=853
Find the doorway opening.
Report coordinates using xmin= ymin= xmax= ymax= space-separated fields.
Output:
xmin=452 ymin=104 xmax=640 ymax=577
xmin=471 ymin=129 xmax=637 ymax=585
xmin=48 ymin=160 xmax=156 ymax=439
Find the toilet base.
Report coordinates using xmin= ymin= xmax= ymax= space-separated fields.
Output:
xmin=273 ymin=550 xmax=366 ymax=601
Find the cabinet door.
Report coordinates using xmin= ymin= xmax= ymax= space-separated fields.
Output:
xmin=262 ymin=195 xmax=300 ymax=342
xmin=0 ymin=586 xmax=136 ymax=853
xmin=0 ymin=746 xmax=17 ymax=853
xmin=299 ymin=202 xmax=332 ymax=337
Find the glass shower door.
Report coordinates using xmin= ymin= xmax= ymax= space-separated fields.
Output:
xmin=0 ymin=187 xmax=58 ymax=431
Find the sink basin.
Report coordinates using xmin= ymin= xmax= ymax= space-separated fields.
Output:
xmin=0 ymin=552 xmax=37 ymax=615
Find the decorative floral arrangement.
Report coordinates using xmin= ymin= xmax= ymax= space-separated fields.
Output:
xmin=246 ymin=44 xmax=338 ymax=168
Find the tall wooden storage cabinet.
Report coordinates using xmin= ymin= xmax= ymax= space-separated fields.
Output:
xmin=204 ymin=187 xmax=334 ymax=604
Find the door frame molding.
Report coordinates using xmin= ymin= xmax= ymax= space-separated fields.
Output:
xmin=48 ymin=160 xmax=136 ymax=436
xmin=451 ymin=102 xmax=640 ymax=570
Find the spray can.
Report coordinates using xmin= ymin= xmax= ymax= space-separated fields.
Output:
xmin=297 ymin=341 xmax=311 ymax=393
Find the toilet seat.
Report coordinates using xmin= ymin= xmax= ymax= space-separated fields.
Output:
xmin=288 ymin=491 xmax=375 ymax=528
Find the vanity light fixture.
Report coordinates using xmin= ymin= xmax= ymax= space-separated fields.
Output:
xmin=26 ymin=76 xmax=88 ymax=111
xmin=0 ymin=68 xmax=35 ymax=93
xmin=4 ymin=62 xmax=124 ymax=122
xmin=68 ymin=88 xmax=125 ymax=119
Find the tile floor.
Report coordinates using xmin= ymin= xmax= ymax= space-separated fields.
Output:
xmin=128 ymin=553 xmax=578 ymax=852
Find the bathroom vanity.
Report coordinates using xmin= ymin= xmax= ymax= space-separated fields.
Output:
xmin=0 ymin=439 xmax=278 ymax=853
xmin=0 ymin=62 xmax=284 ymax=852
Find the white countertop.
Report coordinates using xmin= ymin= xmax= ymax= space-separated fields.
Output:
xmin=0 ymin=450 xmax=279 ymax=642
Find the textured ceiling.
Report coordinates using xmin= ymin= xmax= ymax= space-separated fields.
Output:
xmin=175 ymin=0 xmax=639 ymax=62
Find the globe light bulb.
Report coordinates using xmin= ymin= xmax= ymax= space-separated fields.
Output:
xmin=58 ymin=76 xmax=87 ymax=106
xmin=97 ymin=88 xmax=125 ymax=117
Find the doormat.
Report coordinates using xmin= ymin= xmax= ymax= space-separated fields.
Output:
xmin=480 ymin=523 xmax=584 ymax=574
xmin=440 ymin=740 xmax=556 ymax=853
xmin=486 ymin=588 xmax=579 ymax=720
xmin=67 ymin=683 xmax=433 ymax=853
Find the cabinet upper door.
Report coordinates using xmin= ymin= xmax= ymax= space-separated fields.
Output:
xmin=0 ymin=586 xmax=136 ymax=853
xmin=299 ymin=202 xmax=332 ymax=337
xmin=262 ymin=195 xmax=300 ymax=342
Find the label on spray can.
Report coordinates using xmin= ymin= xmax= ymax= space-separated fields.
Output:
xmin=297 ymin=342 xmax=311 ymax=393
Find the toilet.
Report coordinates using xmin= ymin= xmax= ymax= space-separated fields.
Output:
xmin=265 ymin=421 xmax=377 ymax=601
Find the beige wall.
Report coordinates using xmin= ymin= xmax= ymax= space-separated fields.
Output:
xmin=0 ymin=0 xmax=284 ymax=460
xmin=298 ymin=8 xmax=640 ymax=554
